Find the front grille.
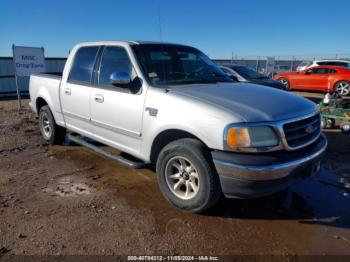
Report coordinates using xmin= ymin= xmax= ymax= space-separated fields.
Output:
xmin=283 ymin=114 xmax=321 ymax=148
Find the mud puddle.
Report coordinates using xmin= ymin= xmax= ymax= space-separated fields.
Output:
xmin=51 ymin=142 xmax=350 ymax=254
xmin=53 ymin=142 xmax=350 ymax=224
xmin=44 ymin=176 xmax=93 ymax=197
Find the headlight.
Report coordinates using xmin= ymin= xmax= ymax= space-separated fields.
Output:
xmin=225 ymin=126 xmax=279 ymax=150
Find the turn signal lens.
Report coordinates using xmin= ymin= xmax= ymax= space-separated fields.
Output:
xmin=227 ymin=127 xmax=251 ymax=148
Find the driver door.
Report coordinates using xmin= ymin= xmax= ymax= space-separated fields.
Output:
xmin=296 ymin=68 xmax=329 ymax=90
xmin=90 ymin=45 xmax=146 ymax=156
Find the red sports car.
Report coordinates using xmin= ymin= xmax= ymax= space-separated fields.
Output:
xmin=274 ymin=66 xmax=350 ymax=96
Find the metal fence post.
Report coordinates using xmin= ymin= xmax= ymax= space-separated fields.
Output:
xmin=12 ymin=44 xmax=22 ymax=111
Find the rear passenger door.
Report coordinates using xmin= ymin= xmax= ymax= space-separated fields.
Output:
xmin=61 ymin=46 xmax=100 ymax=136
xmin=90 ymin=45 xmax=146 ymax=156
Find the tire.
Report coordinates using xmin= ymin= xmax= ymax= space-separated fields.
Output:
xmin=334 ymin=81 xmax=350 ymax=96
xmin=278 ymin=78 xmax=290 ymax=90
xmin=38 ymin=105 xmax=66 ymax=145
xmin=156 ymin=138 xmax=221 ymax=213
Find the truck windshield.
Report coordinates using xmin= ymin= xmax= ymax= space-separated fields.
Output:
xmin=132 ymin=44 xmax=233 ymax=86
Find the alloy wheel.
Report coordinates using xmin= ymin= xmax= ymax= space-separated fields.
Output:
xmin=336 ymin=82 xmax=350 ymax=96
xmin=279 ymin=78 xmax=289 ymax=89
xmin=40 ymin=112 xmax=52 ymax=139
xmin=165 ymin=156 xmax=200 ymax=200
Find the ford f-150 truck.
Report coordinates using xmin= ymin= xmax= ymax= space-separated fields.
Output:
xmin=29 ymin=41 xmax=327 ymax=213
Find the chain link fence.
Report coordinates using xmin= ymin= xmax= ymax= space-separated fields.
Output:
xmin=213 ymin=54 xmax=350 ymax=76
xmin=1 ymin=53 xmax=350 ymax=96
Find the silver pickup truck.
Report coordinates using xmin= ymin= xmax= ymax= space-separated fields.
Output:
xmin=29 ymin=41 xmax=327 ymax=213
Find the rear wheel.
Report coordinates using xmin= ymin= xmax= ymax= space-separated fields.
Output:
xmin=39 ymin=105 xmax=66 ymax=145
xmin=278 ymin=78 xmax=290 ymax=90
xmin=334 ymin=81 xmax=350 ymax=96
xmin=156 ymin=138 xmax=221 ymax=213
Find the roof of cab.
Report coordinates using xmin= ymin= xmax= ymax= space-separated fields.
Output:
xmin=76 ymin=40 xmax=185 ymax=46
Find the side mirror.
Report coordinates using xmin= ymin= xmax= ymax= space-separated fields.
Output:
xmin=110 ymin=72 xmax=131 ymax=87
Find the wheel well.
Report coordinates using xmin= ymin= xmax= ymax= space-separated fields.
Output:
xmin=36 ymin=97 xmax=48 ymax=112
xmin=333 ymin=80 xmax=349 ymax=89
xmin=150 ymin=129 xmax=206 ymax=164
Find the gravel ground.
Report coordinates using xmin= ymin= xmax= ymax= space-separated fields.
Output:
xmin=0 ymin=98 xmax=349 ymax=258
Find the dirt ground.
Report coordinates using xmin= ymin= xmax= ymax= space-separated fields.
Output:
xmin=0 ymin=97 xmax=350 ymax=257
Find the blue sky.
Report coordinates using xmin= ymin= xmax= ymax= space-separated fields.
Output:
xmin=1 ymin=0 xmax=350 ymax=58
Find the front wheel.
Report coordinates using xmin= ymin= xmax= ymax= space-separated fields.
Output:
xmin=39 ymin=105 xmax=66 ymax=145
xmin=334 ymin=81 xmax=350 ymax=96
xmin=156 ymin=138 xmax=221 ymax=213
xmin=278 ymin=78 xmax=290 ymax=90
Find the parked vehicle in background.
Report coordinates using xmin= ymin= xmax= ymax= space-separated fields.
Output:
xmin=275 ymin=66 xmax=350 ymax=96
xmin=296 ymin=60 xmax=350 ymax=72
xmin=220 ymin=64 xmax=287 ymax=90
xmin=29 ymin=41 xmax=327 ymax=213
xmin=296 ymin=61 xmax=312 ymax=72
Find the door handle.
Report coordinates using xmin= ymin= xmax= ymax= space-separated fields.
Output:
xmin=94 ymin=94 xmax=104 ymax=103
xmin=64 ymin=88 xmax=72 ymax=95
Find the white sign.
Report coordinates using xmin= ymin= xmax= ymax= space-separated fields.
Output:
xmin=266 ymin=56 xmax=275 ymax=75
xmin=13 ymin=46 xmax=46 ymax=77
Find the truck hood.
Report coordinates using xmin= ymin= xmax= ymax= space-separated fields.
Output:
xmin=169 ymin=82 xmax=317 ymax=122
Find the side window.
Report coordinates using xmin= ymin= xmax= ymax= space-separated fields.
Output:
xmin=316 ymin=68 xmax=329 ymax=74
xmin=335 ymin=62 xmax=347 ymax=67
xmin=306 ymin=68 xmax=328 ymax=74
xmin=69 ymin=46 xmax=99 ymax=83
xmin=306 ymin=69 xmax=316 ymax=75
xmin=98 ymin=46 xmax=133 ymax=87
xmin=328 ymin=69 xmax=337 ymax=74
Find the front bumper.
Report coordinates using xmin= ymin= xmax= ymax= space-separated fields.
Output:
xmin=212 ymin=134 xmax=327 ymax=199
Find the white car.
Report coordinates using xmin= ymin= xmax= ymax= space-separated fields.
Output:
xmin=296 ymin=60 xmax=350 ymax=72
